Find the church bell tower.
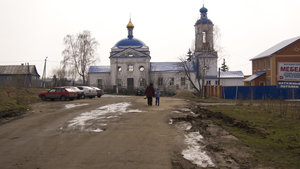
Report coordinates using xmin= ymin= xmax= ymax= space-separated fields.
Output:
xmin=195 ymin=5 xmax=215 ymax=52
xmin=194 ymin=5 xmax=218 ymax=81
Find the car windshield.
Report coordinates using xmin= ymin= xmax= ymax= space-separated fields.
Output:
xmin=49 ymin=89 xmax=56 ymax=92
xmin=65 ymin=88 xmax=73 ymax=92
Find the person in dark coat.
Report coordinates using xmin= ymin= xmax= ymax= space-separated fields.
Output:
xmin=145 ymin=83 xmax=155 ymax=106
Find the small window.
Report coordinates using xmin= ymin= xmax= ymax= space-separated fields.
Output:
xmin=257 ymin=61 xmax=260 ymax=70
xmin=128 ymin=65 xmax=134 ymax=72
xmin=206 ymin=80 xmax=211 ymax=85
xmin=117 ymin=79 xmax=122 ymax=87
xmin=263 ymin=60 xmax=266 ymax=70
xmin=267 ymin=59 xmax=271 ymax=69
xmin=158 ymin=77 xmax=163 ymax=86
xmin=139 ymin=78 xmax=146 ymax=87
xmin=259 ymin=82 xmax=265 ymax=86
xmin=181 ymin=77 xmax=186 ymax=86
xmin=97 ymin=79 xmax=103 ymax=88
xmin=253 ymin=62 xmax=256 ymax=71
xmin=169 ymin=78 xmax=174 ymax=86
xmin=215 ymin=80 xmax=220 ymax=85
xmin=139 ymin=66 xmax=145 ymax=72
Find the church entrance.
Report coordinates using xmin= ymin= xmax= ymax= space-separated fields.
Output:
xmin=127 ymin=78 xmax=134 ymax=92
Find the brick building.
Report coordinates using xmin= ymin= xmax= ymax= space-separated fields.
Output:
xmin=245 ymin=36 xmax=300 ymax=86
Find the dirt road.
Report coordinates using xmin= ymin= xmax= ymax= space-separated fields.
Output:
xmin=0 ymin=95 xmax=191 ymax=169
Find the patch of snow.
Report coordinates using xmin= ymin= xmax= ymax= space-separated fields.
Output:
xmin=186 ymin=124 xmax=192 ymax=131
xmin=181 ymin=108 xmax=196 ymax=115
xmin=181 ymin=108 xmax=191 ymax=112
xmin=66 ymin=102 xmax=142 ymax=132
xmin=89 ymin=128 xmax=104 ymax=133
xmin=171 ymin=110 xmax=181 ymax=114
xmin=65 ymin=103 xmax=88 ymax=109
xmin=169 ymin=119 xmax=173 ymax=125
xmin=127 ymin=109 xmax=143 ymax=113
xmin=107 ymin=115 xmax=119 ymax=119
xmin=175 ymin=121 xmax=192 ymax=131
xmin=182 ymin=132 xmax=215 ymax=168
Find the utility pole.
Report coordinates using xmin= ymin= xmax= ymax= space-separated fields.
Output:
xmin=41 ymin=57 xmax=48 ymax=88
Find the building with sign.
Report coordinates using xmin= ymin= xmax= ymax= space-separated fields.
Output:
xmin=244 ymin=36 xmax=300 ymax=86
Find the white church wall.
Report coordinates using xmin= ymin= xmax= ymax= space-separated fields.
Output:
xmin=88 ymin=73 xmax=111 ymax=89
xmin=110 ymin=57 xmax=151 ymax=89
xmin=150 ymin=71 xmax=198 ymax=94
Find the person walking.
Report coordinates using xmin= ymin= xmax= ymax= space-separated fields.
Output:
xmin=145 ymin=83 xmax=155 ymax=106
xmin=155 ymin=88 xmax=160 ymax=106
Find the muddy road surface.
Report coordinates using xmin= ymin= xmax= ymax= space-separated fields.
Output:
xmin=0 ymin=95 xmax=252 ymax=169
xmin=0 ymin=95 xmax=189 ymax=169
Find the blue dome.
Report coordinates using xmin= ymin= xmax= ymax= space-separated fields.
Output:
xmin=114 ymin=37 xmax=146 ymax=48
xmin=195 ymin=18 xmax=213 ymax=25
xmin=200 ymin=7 xmax=208 ymax=13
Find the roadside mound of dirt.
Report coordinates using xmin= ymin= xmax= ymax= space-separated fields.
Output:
xmin=170 ymin=105 xmax=256 ymax=168
xmin=174 ymin=91 xmax=198 ymax=100
xmin=194 ymin=106 xmax=269 ymax=138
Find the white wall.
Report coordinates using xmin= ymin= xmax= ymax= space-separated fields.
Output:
xmin=88 ymin=73 xmax=111 ymax=88
xmin=220 ymin=78 xmax=244 ymax=86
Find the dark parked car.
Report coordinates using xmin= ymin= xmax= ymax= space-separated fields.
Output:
xmin=39 ymin=87 xmax=77 ymax=101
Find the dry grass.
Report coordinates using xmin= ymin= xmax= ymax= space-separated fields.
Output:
xmin=0 ymin=86 xmax=45 ymax=117
xmin=205 ymin=102 xmax=300 ymax=169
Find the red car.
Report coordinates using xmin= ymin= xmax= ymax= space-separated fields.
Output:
xmin=39 ymin=87 xmax=77 ymax=101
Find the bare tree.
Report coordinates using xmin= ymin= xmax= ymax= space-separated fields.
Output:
xmin=51 ymin=67 xmax=67 ymax=86
xmin=178 ymin=56 xmax=201 ymax=95
xmin=62 ymin=30 xmax=98 ymax=85
xmin=179 ymin=52 xmax=211 ymax=97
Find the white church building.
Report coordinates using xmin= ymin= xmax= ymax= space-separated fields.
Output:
xmin=88 ymin=6 xmax=244 ymax=94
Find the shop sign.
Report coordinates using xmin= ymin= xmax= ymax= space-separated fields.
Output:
xmin=278 ymin=62 xmax=300 ymax=81
xmin=277 ymin=81 xmax=300 ymax=88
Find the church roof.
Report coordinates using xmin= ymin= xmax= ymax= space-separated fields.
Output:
xmin=220 ymin=71 xmax=244 ymax=79
xmin=114 ymin=38 xmax=146 ymax=48
xmin=150 ymin=62 xmax=196 ymax=72
xmin=127 ymin=18 xmax=134 ymax=28
xmin=113 ymin=19 xmax=148 ymax=49
xmin=88 ymin=66 xmax=110 ymax=73
xmin=251 ymin=36 xmax=300 ymax=60
xmin=195 ymin=6 xmax=213 ymax=25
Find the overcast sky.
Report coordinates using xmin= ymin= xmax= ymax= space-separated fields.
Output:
xmin=1 ymin=0 xmax=300 ymax=77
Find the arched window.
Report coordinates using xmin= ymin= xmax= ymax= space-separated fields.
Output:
xmin=202 ymin=32 xmax=206 ymax=43
xmin=139 ymin=66 xmax=145 ymax=72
